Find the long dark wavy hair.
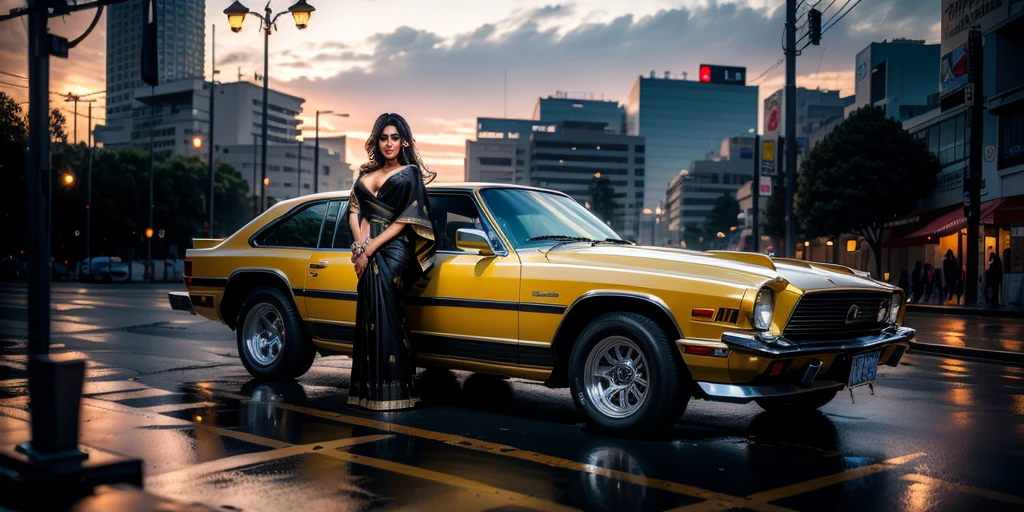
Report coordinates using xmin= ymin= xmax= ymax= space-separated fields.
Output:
xmin=360 ymin=112 xmax=436 ymax=184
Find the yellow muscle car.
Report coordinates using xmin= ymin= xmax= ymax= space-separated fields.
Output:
xmin=169 ymin=183 xmax=913 ymax=436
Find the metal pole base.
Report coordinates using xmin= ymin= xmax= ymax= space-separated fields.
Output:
xmin=14 ymin=442 xmax=88 ymax=464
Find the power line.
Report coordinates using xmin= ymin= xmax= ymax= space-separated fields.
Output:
xmin=799 ymin=0 xmax=862 ymax=51
xmin=0 ymin=79 xmax=29 ymax=89
xmin=0 ymin=70 xmax=29 ymax=80
xmin=750 ymin=56 xmax=785 ymax=85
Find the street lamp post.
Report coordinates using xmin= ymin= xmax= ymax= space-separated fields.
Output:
xmin=296 ymin=138 xmax=303 ymax=197
xmin=225 ymin=0 xmax=316 ymax=213
xmin=313 ymin=110 xmax=348 ymax=193
xmin=208 ymin=24 xmax=219 ymax=238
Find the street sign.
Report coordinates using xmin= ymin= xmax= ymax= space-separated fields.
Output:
xmin=984 ymin=145 xmax=995 ymax=162
xmin=964 ymin=190 xmax=972 ymax=218
xmin=761 ymin=140 xmax=776 ymax=176
xmin=759 ymin=176 xmax=772 ymax=197
xmin=48 ymin=34 xmax=68 ymax=58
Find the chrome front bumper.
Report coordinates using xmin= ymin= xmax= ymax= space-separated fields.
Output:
xmin=697 ymin=380 xmax=846 ymax=404
xmin=719 ymin=326 xmax=915 ymax=357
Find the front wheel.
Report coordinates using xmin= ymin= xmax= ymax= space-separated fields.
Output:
xmin=236 ymin=286 xmax=315 ymax=380
xmin=568 ymin=312 xmax=689 ymax=438
xmin=755 ymin=389 xmax=839 ymax=413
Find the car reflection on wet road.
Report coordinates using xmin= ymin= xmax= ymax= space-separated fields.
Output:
xmin=1 ymin=282 xmax=1023 ymax=511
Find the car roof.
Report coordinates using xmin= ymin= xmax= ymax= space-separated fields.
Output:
xmin=278 ymin=182 xmax=566 ymax=205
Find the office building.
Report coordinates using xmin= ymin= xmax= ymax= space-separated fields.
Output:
xmin=126 ymin=78 xmax=211 ymax=159
xmin=465 ymin=139 xmax=518 ymax=183
xmin=623 ymin=69 xmax=758 ymax=209
xmin=465 ymin=118 xmax=556 ymax=183
xmin=849 ymin=39 xmax=940 ymax=121
xmin=529 ymin=123 xmax=645 ymax=240
xmin=217 ymin=143 xmax=352 ymax=205
xmin=97 ymin=0 xmax=205 ymax=147
xmin=662 ymin=135 xmax=756 ymax=246
xmin=212 ymin=81 xmax=304 ymax=146
xmin=533 ymin=93 xmax=625 ymax=134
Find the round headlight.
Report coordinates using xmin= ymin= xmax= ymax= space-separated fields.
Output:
xmin=888 ymin=291 xmax=901 ymax=324
xmin=753 ymin=287 xmax=774 ymax=330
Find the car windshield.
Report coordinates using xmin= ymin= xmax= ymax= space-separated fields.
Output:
xmin=479 ymin=188 xmax=622 ymax=249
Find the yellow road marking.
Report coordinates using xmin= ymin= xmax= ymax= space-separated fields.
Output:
xmin=195 ymin=424 xmax=292 ymax=449
xmin=201 ymin=388 xmax=792 ymax=512
xmin=141 ymin=401 xmax=219 ymax=413
xmin=745 ymin=452 xmax=927 ymax=503
xmin=902 ymin=474 xmax=1024 ymax=506
xmin=147 ymin=434 xmax=393 ymax=479
xmin=319 ymin=449 xmax=580 ymax=512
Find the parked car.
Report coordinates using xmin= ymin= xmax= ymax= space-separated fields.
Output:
xmin=169 ymin=183 xmax=913 ymax=437
xmin=81 ymin=256 xmax=129 ymax=282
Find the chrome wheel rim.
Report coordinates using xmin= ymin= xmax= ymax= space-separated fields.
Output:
xmin=584 ymin=336 xmax=649 ymax=419
xmin=243 ymin=303 xmax=285 ymax=366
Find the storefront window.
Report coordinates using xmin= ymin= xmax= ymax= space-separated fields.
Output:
xmin=999 ymin=106 xmax=1024 ymax=170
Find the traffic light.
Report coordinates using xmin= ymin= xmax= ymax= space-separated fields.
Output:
xmin=808 ymin=8 xmax=822 ymax=46
xmin=145 ymin=228 xmax=154 ymax=239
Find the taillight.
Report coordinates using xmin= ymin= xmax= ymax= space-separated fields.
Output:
xmin=767 ymin=360 xmax=790 ymax=377
xmin=184 ymin=260 xmax=192 ymax=288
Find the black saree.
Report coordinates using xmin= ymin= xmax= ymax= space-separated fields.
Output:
xmin=342 ymin=165 xmax=436 ymax=410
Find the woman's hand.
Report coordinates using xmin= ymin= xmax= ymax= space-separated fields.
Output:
xmin=353 ymin=252 xmax=369 ymax=279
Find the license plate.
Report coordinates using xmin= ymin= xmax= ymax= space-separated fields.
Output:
xmin=847 ymin=351 xmax=880 ymax=388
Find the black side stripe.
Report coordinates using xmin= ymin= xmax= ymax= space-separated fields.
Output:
xmin=191 ymin=277 xmax=228 ymax=287
xmin=293 ymin=289 xmax=358 ymax=301
xmin=295 ymin=289 xmax=567 ymax=314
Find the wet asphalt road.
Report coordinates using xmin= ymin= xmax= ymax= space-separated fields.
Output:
xmin=1 ymin=282 xmax=1023 ymax=512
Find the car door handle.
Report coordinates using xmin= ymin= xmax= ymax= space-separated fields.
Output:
xmin=309 ymin=261 xmax=329 ymax=269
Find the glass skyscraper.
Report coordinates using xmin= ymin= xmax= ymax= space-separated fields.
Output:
xmin=623 ymin=75 xmax=758 ymax=210
xmin=100 ymin=0 xmax=205 ymax=145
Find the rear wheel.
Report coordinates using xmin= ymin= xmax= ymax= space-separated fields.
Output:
xmin=236 ymin=286 xmax=315 ymax=380
xmin=755 ymin=389 xmax=839 ymax=413
xmin=568 ymin=312 xmax=689 ymax=437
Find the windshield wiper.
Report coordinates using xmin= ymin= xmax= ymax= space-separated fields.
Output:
xmin=526 ymin=235 xmax=594 ymax=242
xmin=527 ymin=235 xmax=595 ymax=257
xmin=593 ymin=238 xmax=635 ymax=246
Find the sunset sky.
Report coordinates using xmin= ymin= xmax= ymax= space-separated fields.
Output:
xmin=0 ymin=0 xmax=940 ymax=182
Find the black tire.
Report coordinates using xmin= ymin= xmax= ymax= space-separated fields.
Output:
xmin=755 ymin=389 xmax=838 ymax=413
xmin=568 ymin=312 xmax=689 ymax=437
xmin=236 ymin=286 xmax=315 ymax=380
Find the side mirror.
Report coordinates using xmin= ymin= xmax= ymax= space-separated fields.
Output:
xmin=455 ymin=228 xmax=494 ymax=256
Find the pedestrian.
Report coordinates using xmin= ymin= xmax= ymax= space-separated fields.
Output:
xmin=923 ymin=263 xmax=935 ymax=303
xmin=942 ymin=249 xmax=958 ymax=304
xmin=342 ymin=113 xmax=437 ymax=411
xmin=956 ymin=267 xmax=965 ymax=305
xmin=897 ymin=270 xmax=910 ymax=295
xmin=911 ymin=261 xmax=924 ymax=303
xmin=985 ymin=252 xmax=1003 ymax=308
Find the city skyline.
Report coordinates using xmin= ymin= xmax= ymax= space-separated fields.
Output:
xmin=0 ymin=0 xmax=941 ymax=182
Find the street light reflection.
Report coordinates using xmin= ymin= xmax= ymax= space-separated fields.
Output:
xmin=903 ymin=481 xmax=939 ymax=512
xmin=947 ymin=388 xmax=973 ymax=406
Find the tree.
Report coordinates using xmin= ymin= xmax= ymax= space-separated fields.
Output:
xmin=588 ymin=174 xmax=616 ymax=227
xmin=0 ymin=92 xmax=28 ymax=258
xmin=705 ymin=193 xmax=741 ymax=250
xmin=796 ymin=106 xmax=940 ymax=277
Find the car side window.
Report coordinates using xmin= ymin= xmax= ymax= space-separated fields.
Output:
xmin=428 ymin=194 xmax=502 ymax=252
xmin=254 ymin=201 xmax=328 ymax=248
xmin=318 ymin=200 xmax=342 ymax=249
xmin=331 ymin=201 xmax=354 ymax=249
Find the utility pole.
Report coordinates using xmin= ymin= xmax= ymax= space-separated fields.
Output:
xmin=86 ymin=103 xmax=93 ymax=273
xmin=752 ymin=133 xmax=760 ymax=254
xmin=260 ymin=3 xmax=270 ymax=213
xmin=784 ymin=0 xmax=798 ymax=258
xmin=964 ymin=26 xmax=983 ymax=305
xmin=252 ymin=133 xmax=259 ymax=217
xmin=147 ymin=87 xmax=155 ymax=281
xmin=208 ymin=25 xmax=216 ymax=238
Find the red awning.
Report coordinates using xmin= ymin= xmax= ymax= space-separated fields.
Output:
xmin=992 ymin=194 xmax=1024 ymax=225
xmin=885 ymin=199 xmax=1004 ymax=248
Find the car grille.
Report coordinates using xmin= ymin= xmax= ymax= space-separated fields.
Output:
xmin=783 ymin=290 xmax=891 ymax=343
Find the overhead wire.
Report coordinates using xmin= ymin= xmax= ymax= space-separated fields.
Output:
xmin=0 ymin=70 xmax=29 ymax=80
xmin=799 ymin=0 xmax=862 ymax=51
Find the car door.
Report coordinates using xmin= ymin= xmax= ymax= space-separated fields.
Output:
xmin=406 ymin=192 xmax=522 ymax=367
xmin=301 ymin=199 xmax=358 ymax=350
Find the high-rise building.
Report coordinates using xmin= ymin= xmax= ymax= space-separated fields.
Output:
xmin=533 ymin=93 xmax=625 ymax=134
xmin=216 ymin=143 xmax=351 ymax=205
xmin=623 ymin=69 xmax=758 ymax=210
xmin=849 ymin=39 xmax=939 ymax=121
xmin=97 ymin=0 xmax=205 ymax=147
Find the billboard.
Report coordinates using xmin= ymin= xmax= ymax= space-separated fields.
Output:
xmin=699 ymin=64 xmax=747 ymax=85
xmin=763 ymin=90 xmax=782 ymax=138
xmin=941 ymin=0 xmax=1009 ymax=55
xmin=940 ymin=42 xmax=969 ymax=95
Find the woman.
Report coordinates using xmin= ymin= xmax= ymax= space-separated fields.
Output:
xmin=342 ymin=113 xmax=436 ymax=410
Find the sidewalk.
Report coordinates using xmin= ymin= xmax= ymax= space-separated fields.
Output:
xmin=907 ymin=302 xmax=1024 ymax=318
xmin=903 ymin=308 xmax=1024 ymax=364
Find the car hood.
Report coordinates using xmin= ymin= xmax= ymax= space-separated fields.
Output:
xmin=539 ymin=245 xmax=893 ymax=292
